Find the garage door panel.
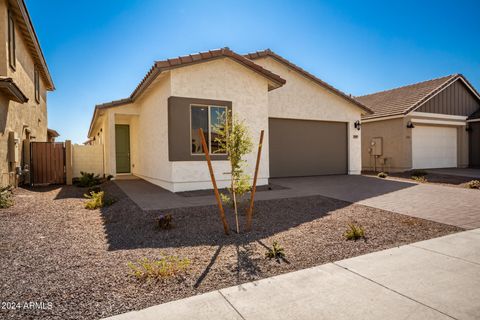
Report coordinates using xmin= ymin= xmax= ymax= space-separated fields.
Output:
xmin=412 ymin=125 xmax=457 ymax=169
xmin=269 ymin=118 xmax=347 ymax=177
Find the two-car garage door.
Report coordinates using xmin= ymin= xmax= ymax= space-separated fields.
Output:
xmin=412 ymin=125 xmax=457 ymax=169
xmin=268 ymin=118 xmax=348 ymax=177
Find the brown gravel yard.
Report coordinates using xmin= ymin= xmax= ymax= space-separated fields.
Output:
xmin=0 ymin=182 xmax=462 ymax=320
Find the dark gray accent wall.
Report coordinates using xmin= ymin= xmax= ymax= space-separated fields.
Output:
xmin=469 ymin=122 xmax=480 ymax=167
xmin=168 ymin=96 xmax=232 ymax=161
xmin=417 ymin=80 xmax=480 ymax=116
xmin=269 ymin=118 xmax=348 ymax=177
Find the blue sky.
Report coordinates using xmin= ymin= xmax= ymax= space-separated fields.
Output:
xmin=26 ymin=0 xmax=480 ymax=143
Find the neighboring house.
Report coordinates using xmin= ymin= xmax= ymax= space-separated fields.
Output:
xmin=47 ymin=128 xmax=59 ymax=142
xmin=0 ymin=0 xmax=54 ymax=186
xmin=87 ymin=48 xmax=371 ymax=192
xmin=357 ymin=74 xmax=480 ymax=172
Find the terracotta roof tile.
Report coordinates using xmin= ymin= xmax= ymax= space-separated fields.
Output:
xmin=357 ymin=74 xmax=461 ymax=120
xmin=89 ymin=48 xmax=286 ymax=137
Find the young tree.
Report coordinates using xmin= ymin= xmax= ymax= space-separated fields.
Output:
xmin=214 ymin=110 xmax=253 ymax=233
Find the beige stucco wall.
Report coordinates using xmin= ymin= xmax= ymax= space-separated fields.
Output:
xmin=252 ymin=56 xmax=365 ymax=174
xmin=169 ymin=58 xmax=270 ymax=192
xmin=72 ymin=144 xmax=104 ymax=178
xmin=362 ymin=115 xmax=469 ymax=172
xmin=0 ymin=0 xmax=48 ymax=186
xmin=361 ymin=117 xmax=412 ymax=172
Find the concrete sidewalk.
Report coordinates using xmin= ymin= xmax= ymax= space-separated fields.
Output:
xmin=104 ymin=229 xmax=480 ymax=320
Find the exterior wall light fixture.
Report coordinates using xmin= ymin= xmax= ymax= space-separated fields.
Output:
xmin=406 ymin=121 xmax=415 ymax=128
xmin=354 ymin=120 xmax=361 ymax=130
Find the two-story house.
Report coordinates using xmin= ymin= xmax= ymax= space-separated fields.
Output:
xmin=0 ymin=0 xmax=54 ymax=186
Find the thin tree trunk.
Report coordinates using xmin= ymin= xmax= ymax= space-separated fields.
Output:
xmin=246 ymin=130 xmax=264 ymax=231
xmin=232 ymin=167 xmax=240 ymax=234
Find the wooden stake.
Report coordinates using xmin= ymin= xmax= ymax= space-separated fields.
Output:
xmin=246 ymin=130 xmax=264 ymax=231
xmin=199 ymin=128 xmax=230 ymax=235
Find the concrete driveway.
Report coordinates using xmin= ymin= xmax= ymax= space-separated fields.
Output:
xmin=104 ymin=229 xmax=480 ymax=320
xmin=115 ymin=174 xmax=480 ymax=229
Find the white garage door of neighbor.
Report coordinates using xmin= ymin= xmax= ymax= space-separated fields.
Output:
xmin=412 ymin=125 xmax=457 ymax=169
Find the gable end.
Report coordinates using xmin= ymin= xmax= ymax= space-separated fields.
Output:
xmin=416 ymin=79 xmax=480 ymax=117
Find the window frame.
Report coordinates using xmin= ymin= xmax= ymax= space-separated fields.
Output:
xmin=189 ymin=104 xmax=228 ymax=156
xmin=8 ymin=9 xmax=16 ymax=70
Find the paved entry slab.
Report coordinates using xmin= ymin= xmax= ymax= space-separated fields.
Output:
xmin=115 ymin=175 xmax=480 ymax=229
xmin=104 ymin=229 xmax=480 ymax=320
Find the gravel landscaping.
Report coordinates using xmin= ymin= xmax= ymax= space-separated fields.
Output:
xmin=0 ymin=182 xmax=462 ymax=320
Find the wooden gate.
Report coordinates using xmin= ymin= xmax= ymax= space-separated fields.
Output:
xmin=30 ymin=142 xmax=66 ymax=186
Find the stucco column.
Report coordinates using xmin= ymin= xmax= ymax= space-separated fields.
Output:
xmin=348 ymin=121 xmax=362 ymax=175
xmin=65 ymin=140 xmax=73 ymax=185
xmin=106 ymin=111 xmax=116 ymax=176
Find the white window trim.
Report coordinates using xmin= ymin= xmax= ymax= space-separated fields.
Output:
xmin=190 ymin=104 xmax=228 ymax=156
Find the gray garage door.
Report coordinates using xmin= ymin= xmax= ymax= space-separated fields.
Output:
xmin=269 ymin=118 xmax=348 ymax=177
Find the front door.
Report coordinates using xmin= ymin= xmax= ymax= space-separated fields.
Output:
xmin=115 ymin=124 xmax=131 ymax=173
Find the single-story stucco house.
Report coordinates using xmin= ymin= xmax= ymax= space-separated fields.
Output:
xmin=87 ymin=48 xmax=372 ymax=192
xmin=357 ymin=74 xmax=480 ymax=172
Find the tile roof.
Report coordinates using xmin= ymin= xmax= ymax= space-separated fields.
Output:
xmin=89 ymin=48 xmax=286 ymax=137
xmin=47 ymin=128 xmax=60 ymax=137
xmin=244 ymin=49 xmax=373 ymax=114
xmin=357 ymin=74 xmax=466 ymax=120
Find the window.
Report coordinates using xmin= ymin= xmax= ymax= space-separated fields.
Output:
xmin=191 ymin=105 xmax=227 ymax=154
xmin=8 ymin=10 xmax=16 ymax=70
xmin=34 ymin=67 xmax=40 ymax=103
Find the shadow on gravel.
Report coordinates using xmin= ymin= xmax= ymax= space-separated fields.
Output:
xmin=98 ymin=182 xmax=350 ymax=251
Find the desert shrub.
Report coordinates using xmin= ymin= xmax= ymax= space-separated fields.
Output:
xmin=106 ymin=174 xmax=114 ymax=181
xmin=0 ymin=186 xmax=14 ymax=208
xmin=265 ymin=241 xmax=285 ymax=261
xmin=344 ymin=223 xmax=365 ymax=241
xmin=156 ymin=214 xmax=173 ymax=230
xmin=412 ymin=175 xmax=427 ymax=183
xmin=84 ymin=191 xmax=116 ymax=209
xmin=377 ymin=172 xmax=388 ymax=178
xmin=467 ymin=180 xmax=480 ymax=189
xmin=76 ymin=172 xmax=102 ymax=187
xmin=127 ymin=257 xmax=190 ymax=281
xmin=410 ymin=169 xmax=427 ymax=177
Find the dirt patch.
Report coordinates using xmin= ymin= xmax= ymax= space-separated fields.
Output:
xmin=0 ymin=182 xmax=462 ymax=319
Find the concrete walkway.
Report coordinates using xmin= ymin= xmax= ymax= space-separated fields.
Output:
xmin=104 ymin=229 xmax=480 ymax=320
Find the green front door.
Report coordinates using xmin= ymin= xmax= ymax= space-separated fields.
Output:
xmin=115 ymin=124 xmax=131 ymax=173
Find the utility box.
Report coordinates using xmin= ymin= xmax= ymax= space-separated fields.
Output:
xmin=370 ymin=137 xmax=383 ymax=156
xmin=8 ymin=131 xmax=19 ymax=163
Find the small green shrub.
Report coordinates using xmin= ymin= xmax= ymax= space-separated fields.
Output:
xmin=344 ymin=223 xmax=365 ymax=241
xmin=76 ymin=171 xmax=101 ymax=187
xmin=410 ymin=169 xmax=427 ymax=177
xmin=265 ymin=241 xmax=285 ymax=261
xmin=467 ymin=180 xmax=480 ymax=189
xmin=127 ymin=256 xmax=190 ymax=281
xmin=0 ymin=186 xmax=14 ymax=208
xmin=106 ymin=174 xmax=114 ymax=181
xmin=377 ymin=172 xmax=388 ymax=178
xmin=156 ymin=214 xmax=173 ymax=230
xmin=412 ymin=175 xmax=427 ymax=183
xmin=84 ymin=191 xmax=116 ymax=209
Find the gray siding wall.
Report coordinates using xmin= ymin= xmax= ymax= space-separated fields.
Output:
xmin=417 ymin=80 xmax=480 ymax=116
xmin=470 ymin=122 xmax=480 ymax=167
